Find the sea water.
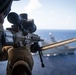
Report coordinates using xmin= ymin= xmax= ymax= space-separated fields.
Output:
xmin=34 ymin=29 xmax=76 ymax=55
xmin=35 ymin=29 xmax=76 ymax=46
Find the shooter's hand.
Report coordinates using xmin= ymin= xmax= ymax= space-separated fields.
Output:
xmin=0 ymin=46 xmax=13 ymax=61
xmin=2 ymin=46 xmax=13 ymax=52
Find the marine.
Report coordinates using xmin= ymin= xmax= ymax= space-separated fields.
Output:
xmin=0 ymin=0 xmax=34 ymax=75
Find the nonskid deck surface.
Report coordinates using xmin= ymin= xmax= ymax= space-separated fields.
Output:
xmin=0 ymin=54 xmax=76 ymax=75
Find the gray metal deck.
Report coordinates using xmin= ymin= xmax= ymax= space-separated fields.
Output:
xmin=0 ymin=54 xmax=76 ymax=75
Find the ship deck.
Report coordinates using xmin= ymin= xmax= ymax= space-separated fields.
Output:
xmin=0 ymin=53 xmax=76 ymax=75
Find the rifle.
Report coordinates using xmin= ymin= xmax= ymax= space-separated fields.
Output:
xmin=2 ymin=12 xmax=45 ymax=67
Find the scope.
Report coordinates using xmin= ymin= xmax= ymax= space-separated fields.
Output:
xmin=7 ymin=12 xmax=37 ymax=33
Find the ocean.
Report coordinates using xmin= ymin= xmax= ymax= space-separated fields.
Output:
xmin=35 ymin=29 xmax=76 ymax=46
xmin=32 ymin=29 xmax=76 ymax=75
xmin=1 ymin=29 xmax=76 ymax=75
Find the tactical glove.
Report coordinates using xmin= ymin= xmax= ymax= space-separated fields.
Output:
xmin=7 ymin=47 xmax=34 ymax=75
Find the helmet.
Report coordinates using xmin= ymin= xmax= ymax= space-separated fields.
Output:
xmin=0 ymin=0 xmax=13 ymax=14
xmin=0 ymin=0 xmax=20 ymax=17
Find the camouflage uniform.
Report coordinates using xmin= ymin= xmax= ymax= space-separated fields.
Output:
xmin=0 ymin=1 xmax=34 ymax=74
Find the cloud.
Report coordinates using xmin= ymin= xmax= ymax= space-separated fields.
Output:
xmin=24 ymin=0 xmax=42 ymax=13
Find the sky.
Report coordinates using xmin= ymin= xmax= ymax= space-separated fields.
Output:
xmin=3 ymin=0 xmax=76 ymax=30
